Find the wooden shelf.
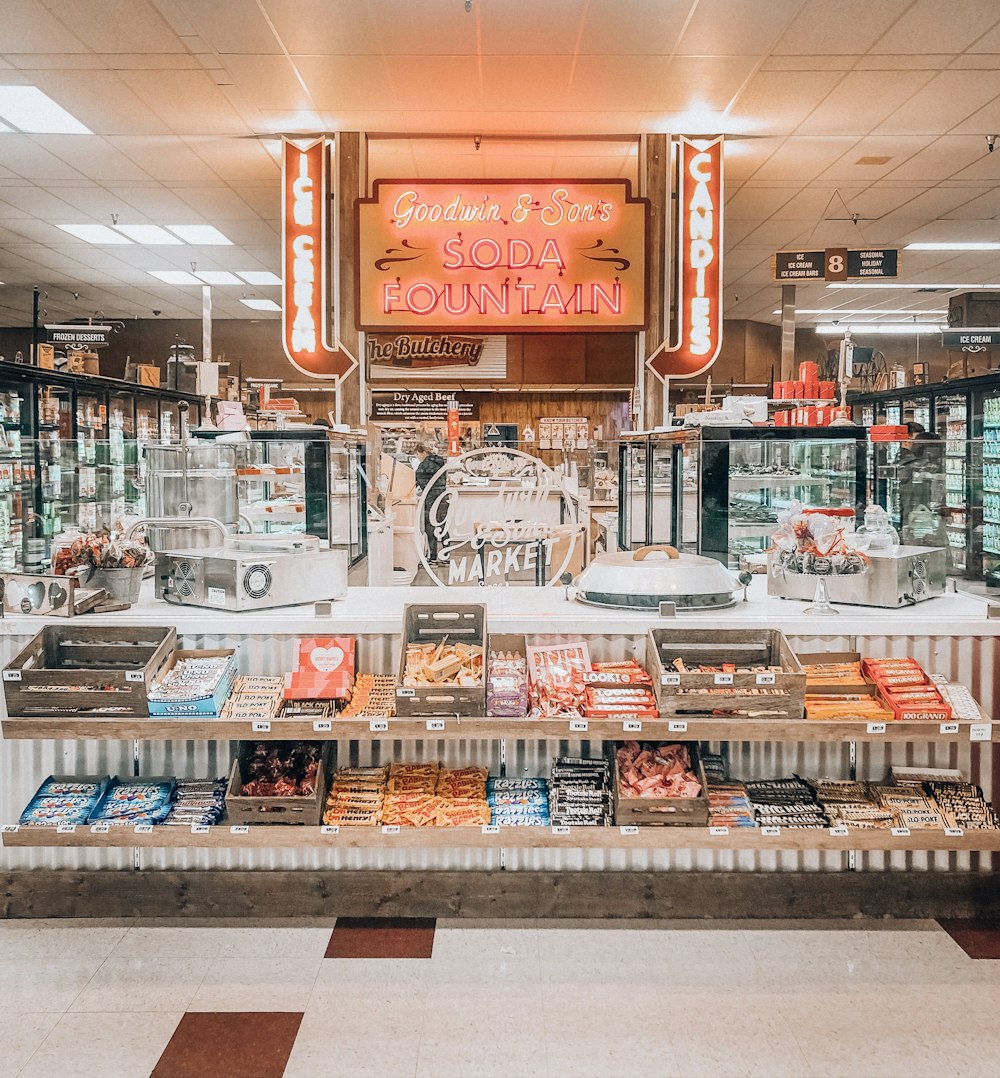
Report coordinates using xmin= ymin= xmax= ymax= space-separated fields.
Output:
xmin=0 ymin=715 xmax=990 ymax=743
xmin=3 ymin=823 xmax=997 ymax=852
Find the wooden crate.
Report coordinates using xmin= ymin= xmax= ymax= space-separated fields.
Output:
xmin=2 ymin=626 xmax=176 ymax=717
xmin=610 ymin=741 xmax=710 ymax=826
xmin=395 ymin=604 xmax=487 ymax=717
xmin=646 ymin=628 xmax=805 ymax=719
xmin=225 ymin=742 xmax=328 ymax=826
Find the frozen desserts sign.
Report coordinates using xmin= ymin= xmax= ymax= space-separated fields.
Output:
xmin=357 ymin=180 xmax=649 ymax=332
xmin=414 ymin=448 xmax=579 ymax=587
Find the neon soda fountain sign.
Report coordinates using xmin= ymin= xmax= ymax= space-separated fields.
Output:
xmin=384 ymin=189 xmax=620 ymax=319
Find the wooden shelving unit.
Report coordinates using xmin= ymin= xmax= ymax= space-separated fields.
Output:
xmin=0 ymin=714 xmax=992 ymax=743
xmin=2 ymin=823 xmax=995 ymax=852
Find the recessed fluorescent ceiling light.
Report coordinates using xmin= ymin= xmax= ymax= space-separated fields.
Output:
xmin=237 ymin=271 xmax=281 ymax=286
xmin=772 ymin=308 xmax=946 ymax=316
xmin=194 ymin=271 xmax=241 ymax=285
xmin=166 ymin=225 xmax=232 ymax=245
xmin=148 ymin=270 xmax=201 ymax=285
xmin=815 ymin=323 xmax=945 ymax=335
xmin=828 ymin=282 xmax=1000 ymax=290
xmin=241 ymin=298 xmax=280 ymax=311
xmin=113 ymin=224 xmax=181 ymax=244
xmin=57 ymin=223 xmax=132 ymax=244
xmin=905 ymin=242 xmax=1000 ymax=251
xmin=0 ymin=86 xmax=91 ymax=134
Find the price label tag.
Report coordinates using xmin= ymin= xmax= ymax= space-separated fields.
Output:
xmin=829 ymin=825 xmax=849 ymax=836
xmin=396 ymin=687 xmax=415 ymax=698
xmin=891 ymin=827 xmax=911 ymax=837
xmin=134 ymin=823 xmax=154 ymax=834
xmin=970 ymin=723 xmax=993 ymax=742
xmin=381 ymin=824 xmax=400 ymax=835
xmin=622 ymin=720 xmax=642 ymax=733
xmin=426 ymin=719 xmax=446 ymax=732
xmin=756 ymin=672 xmax=776 ymax=686
xmin=714 ymin=673 xmax=734 ymax=686
xmin=90 ymin=823 xmax=110 ymax=834
xmin=56 ymin=824 xmax=77 ymax=834
xmin=190 ymin=825 xmax=210 ymax=834
xmin=944 ymin=827 xmax=964 ymax=837
xmin=761 ymin=826 xmax=781 ymax=836
xmin=481 ymin=824 xmax=500 ymax=834
xmin=569 ymin=719 xmax=589 ymax=732
xmin=619 ymin=825 xmax=639 ymax=835
xmin=551 ymin=825 xmax=571 ymax=836
xmin=668 ymin=720 xmax=688 ymax=733
xmin=661 ymin=673 xmax=681 ymax=686
xmin=866 ymin=722 xmax=887 ymax=734
xmin=369 ymin=719 xmax=389 ymax=732
xmin=252 ymin=720 xmax=271 ymax=733
xmin=125 ymin=670 xmax=145 ymax=683
xmin=0 ymin=824 xmax=20 ymax=833
xmin=939 ymin=722 xmax=960 ymax=735
xmin=709 ymin=826 xmax=729 ymax=836
xmin=312 ymin=720 xmax=333 ymax=732
xmin=320 ymin=825 xmax=340 ymax=835
xmin=229 ymin=825 xmax=249 ymax=835
xmin=2 ymin=669 xmax=21 ymax=682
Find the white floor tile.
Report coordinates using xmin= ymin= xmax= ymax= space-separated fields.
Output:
xmin=283 ymin=1005 xmax=422 ymax=1078
xmin=0 ymin=926 xmax=126 ymax=963
xmin=0 ymin=1012 xmax=61 ymax=1078
xmin=186 ymin=954 xmax=323 ymax=1012
xmin=17 ymin=1011 xmax=181 ymax=1078
xmin=0 ymin=960 xmax=99 ymax=1015
xmin=69 ymin=954 xmax=206 ymax=1013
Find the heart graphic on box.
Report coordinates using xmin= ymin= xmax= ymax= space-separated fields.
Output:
xmin=309 ymin=645 xmax=345 ymax=672
xmin=48 ymin=582 xmax=68 ymax=610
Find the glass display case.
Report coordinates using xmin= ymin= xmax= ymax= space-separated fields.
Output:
xmin=203 ymin=429 xmax=369 ymax=567
xmin=618 ymin=427 xmax=867 ymax=568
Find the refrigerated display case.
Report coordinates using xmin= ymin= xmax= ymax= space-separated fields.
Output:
xmin=619 ymin=427 xmax=866 ymax=567
xmin=199 ymin=429 xmax=368 ymax=567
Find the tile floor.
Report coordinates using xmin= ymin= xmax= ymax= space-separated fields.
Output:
xmin=1 ymin=917 xmax=1000 ymax=1077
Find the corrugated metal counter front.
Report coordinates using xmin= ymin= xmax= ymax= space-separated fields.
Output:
xmin=1 ymin=580 xmax=996 ymax=876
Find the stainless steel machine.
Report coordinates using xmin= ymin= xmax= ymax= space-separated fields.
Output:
xmin=767 ymin=545 xmax=948 ymax=607
xmin=157 ymin=534 xmax=347 ymax=610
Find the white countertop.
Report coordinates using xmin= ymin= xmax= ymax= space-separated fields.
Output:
xmin=1 ymin=577 xmax=996 ymax=637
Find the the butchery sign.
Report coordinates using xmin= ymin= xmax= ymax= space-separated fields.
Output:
xmin=648 ymin=135 xmax=724 ymax=380
xmin=414 ymin=447 xmax=579 ymax=587
xmin=357 ymin=180 xmax=649 ymax=332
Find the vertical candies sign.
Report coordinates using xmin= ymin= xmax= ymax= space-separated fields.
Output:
xmin=648 ymin=135 xmax=724 ymax=380
xmin=281 ymin=137 xmax=356 ymax=380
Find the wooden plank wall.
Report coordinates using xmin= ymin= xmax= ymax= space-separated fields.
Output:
xmin=478 ymin=391 xmax=630 ymax=443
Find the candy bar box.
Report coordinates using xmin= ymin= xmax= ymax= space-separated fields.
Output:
xmin=646 ymin=628 xmax=805 ymax=719
xmin=2 ymin=625 xmax=176 ymax=717
xmin=395 ymin=604 xmax=487 ymax=717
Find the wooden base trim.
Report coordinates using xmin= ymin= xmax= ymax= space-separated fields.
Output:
xmin=4 ymin=870 xmax=1000 ymax=920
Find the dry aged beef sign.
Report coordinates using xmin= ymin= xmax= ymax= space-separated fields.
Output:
xmin=370 ymin=391 xmax=480 ymax=422
xmin=357 ymin=180 xmax=649 ymax=333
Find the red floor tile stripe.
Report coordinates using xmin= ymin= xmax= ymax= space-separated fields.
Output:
xmin=938 ymin=919 xmax=1000 ymax=959
xmin=325 ymin=916 xmax=436 ymax=958
xmin=151 ymin=1012 xmax=303 ymax=1078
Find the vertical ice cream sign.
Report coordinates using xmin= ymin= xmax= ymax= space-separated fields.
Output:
xmin=649 ymin=136 xmax=724 ymax=379
xmin=281 ymin=137 xmax=355 ymax=380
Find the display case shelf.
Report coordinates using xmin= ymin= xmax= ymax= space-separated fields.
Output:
xmin=4 ymin=823 xmax=998 ymax=852
xmin=0 ymin=714 xmax=990 ymax=743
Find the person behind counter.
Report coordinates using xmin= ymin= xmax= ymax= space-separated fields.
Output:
xmin=414 ymin=443 xmax=448 ymax=564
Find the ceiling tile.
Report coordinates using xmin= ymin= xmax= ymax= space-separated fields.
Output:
xmin=874 ymin=71 xmax=1000 ymax=135
xmin=220 ymin=55 xmax=313 ymax=113
xmin=260 ymin=0 xmax=381 ymax=53
xmin=883 ymin=137 xmax=987 ymax=181
xmin=773 ymin=0 xmax=911 ymax=55
xmin=48 ymin=0 xmax=184 ymax=53
xmin=116 ymin=69 xmax=252 ymax=135
xmin=0 ymin=137 xmax=86 ymax=181
xmin=165 ymin=0 xmax=282 ymax=54
xmin=295 ymin=54 xmax=399 ymax=111
xmin=478 ymin=0 xmax=583 ymax=55
xmin=871 ymin=0 xmax=1000 ymax=53
xmin=676 ymin=0 xmax=803 ymax=55
xmin=795 ymin=70 xmax=936 ymax=135
xmin=576 ymin=0 xmax=690 ymax=55
xmin=748 ymin=136 xmax=859 ymax=182
xmin=727 ymin=70 xmax=843 ymax=136
xmin=648 ymin=56 xmax=758 ymax=113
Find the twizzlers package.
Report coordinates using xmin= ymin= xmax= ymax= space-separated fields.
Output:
xmin=526 ymin=640 xmax=591 ymax=718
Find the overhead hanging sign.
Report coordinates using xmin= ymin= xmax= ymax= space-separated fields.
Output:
xmin=648 ymin=135 xmax=724 ymax=380
xmin=356 ymin=179 xmax=649 ymax=333
xmin=771 ymin=248 xmax=899 ymax=282
xmin=942 ymin=328 xmax=1000 ymax=348
xmin=280 ymin=137 xmax=356 ymax=382
xmin=45 ymin=324 xmax=112 ymax=349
